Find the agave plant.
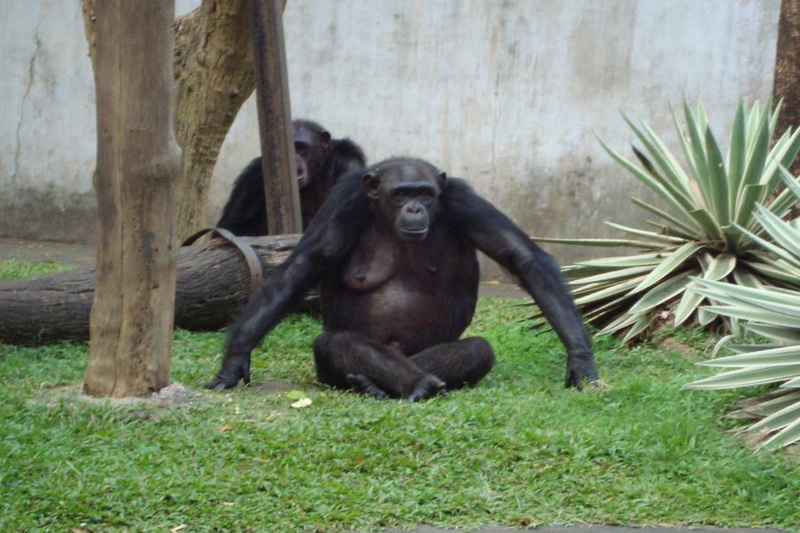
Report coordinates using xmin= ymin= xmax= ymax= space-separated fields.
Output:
xmin=688 ymin=206 xmax=800 ymax=452
xmin=537 ymin=99 xmax=800 ymax=341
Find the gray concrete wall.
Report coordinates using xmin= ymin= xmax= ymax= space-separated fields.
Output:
xmin=1 ymin=0 xmax=98 ymax=241
xmin=1 ymin=0 xmax=781 ymax=274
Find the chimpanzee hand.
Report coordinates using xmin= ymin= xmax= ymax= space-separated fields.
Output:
xmin=203 ymin=352 xmax=251 ymax=389
xmin=565 ymin=351 xmax=600 ymax=390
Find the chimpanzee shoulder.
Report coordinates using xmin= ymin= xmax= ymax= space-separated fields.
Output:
xmin=298 ymin=170 xmax=373 ymax=245
xmin=331 ymin=138 xmax=367 ymax=176
xmin=216 ymin=157 xmax=267 ymax=236
xmin=440 ymin=176 xmax=520 ymax=230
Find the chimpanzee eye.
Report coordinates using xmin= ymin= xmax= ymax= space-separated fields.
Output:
xmin=419 ymin=191 xmax=435 ymax=205
xmin=392 ymin=191 xmax=409 ymax=204
xmin=294 ymin=141 xmax=309 ymax=155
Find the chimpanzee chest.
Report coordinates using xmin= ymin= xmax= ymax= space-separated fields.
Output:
xmin=320 ymin=225 xmax=480 ymax=355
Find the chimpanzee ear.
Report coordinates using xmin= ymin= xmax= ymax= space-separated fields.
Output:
xmin=437 ymin=171 xmax=447 ymax=190
xmin=362 ymin=172 xmax=381 ymax=200
xmin=320 ymin=130 xmax=332 ymax=144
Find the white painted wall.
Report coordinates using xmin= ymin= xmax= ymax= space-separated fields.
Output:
xmin=0 ymin=0 xmax=782 ymax=270
xmin=1 ymin=0 xmax=97 ymax=238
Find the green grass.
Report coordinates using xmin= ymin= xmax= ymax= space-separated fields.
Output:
xmin=1 ymin=261 xmax=799 ymax=532
xmin=0 ymin=258 xmax=76 ymax=280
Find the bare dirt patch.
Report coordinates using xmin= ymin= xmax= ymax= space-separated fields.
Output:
xmin=31 ymin=382 xmax=207 ymax=408
xmin=30 ymin=379 xmax=296 ymax=410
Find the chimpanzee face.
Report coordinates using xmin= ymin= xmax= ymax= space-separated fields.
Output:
xmin=361 ymin=160 xmax=447 ymax=241
xmin=293 ymin=123 xmax=332 ymax=188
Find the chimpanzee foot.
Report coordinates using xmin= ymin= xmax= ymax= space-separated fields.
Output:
xmin=346 ymin=374 xmax=391 ymax=400
xmin=404 ymin=375 xmax=447 ymax=402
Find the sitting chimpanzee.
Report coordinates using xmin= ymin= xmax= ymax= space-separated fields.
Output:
xmin=205 ymin=157 xmax=599 ymax=400
xmin=216 ymin=119 xmax=366 ymax=235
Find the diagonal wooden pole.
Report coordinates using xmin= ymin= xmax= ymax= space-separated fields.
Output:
xmin=247 ymin=0 xmax=301 ymax=235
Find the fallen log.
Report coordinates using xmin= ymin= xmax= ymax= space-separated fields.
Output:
xmin=0 ymin=235 xmax=301 ymax=345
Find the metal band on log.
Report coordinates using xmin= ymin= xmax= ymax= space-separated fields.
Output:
xmin=0 ymin=235 xmax=301 ymax=346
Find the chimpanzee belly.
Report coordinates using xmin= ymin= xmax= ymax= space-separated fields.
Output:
xmin=319 ymin=228 xmax=480 ymax=355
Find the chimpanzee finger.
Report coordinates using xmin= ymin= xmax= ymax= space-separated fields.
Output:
xmin=203 ymin=377 xmax=232 ymax=390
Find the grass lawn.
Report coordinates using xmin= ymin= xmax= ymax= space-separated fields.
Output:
xmin=1 ymin=261 xmax=798 ymax=532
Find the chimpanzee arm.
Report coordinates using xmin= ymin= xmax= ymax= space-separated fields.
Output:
xmin=442 ymin=178 xmax=599 ymax=388
xmin=217 ymin=158 xmax=268 ymax=236
xmin=205 ymin=175 xmax=370 ymax=389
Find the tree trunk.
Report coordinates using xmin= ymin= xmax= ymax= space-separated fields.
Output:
xmin=82 ymin=0 xmax=289 ymax=241
xmin=85 ymin=0 xmax=182 ymax=397
xmin=774 ymin=0 xmax=800 ymax=175
xmin=173 ymin=0 xmax=256 ymax=240
xmin=0 ymin=236 xmax=300 ymax=346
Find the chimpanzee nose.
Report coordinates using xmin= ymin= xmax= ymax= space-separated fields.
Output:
xmin=405 ymin=202 xmax=423 ymax=214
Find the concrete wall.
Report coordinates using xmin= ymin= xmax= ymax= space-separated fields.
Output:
xmin=1 ymin=0 xmax=98 ymax=241
xmin=1 ymin=0 xmax=781 ymax=273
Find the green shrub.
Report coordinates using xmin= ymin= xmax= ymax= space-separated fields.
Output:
xmin=536 ymin=100 xmax=800 ymax=341
xmin=689 ymin=205 xmax=800 ymax=452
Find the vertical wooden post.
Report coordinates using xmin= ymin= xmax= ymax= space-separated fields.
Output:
xmin=248 ymin=0 xmax=301 ymax=234
xmin=84 ymin=0 xmax=182 ymax=397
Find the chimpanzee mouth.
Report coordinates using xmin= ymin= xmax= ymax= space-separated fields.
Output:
xmin=399 ymin=228 xmax=429 ymax=241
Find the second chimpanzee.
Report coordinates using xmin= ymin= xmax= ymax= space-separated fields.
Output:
xmin=216 ymin=119 xmax=366 ymax=235
xmin=205 ymin=157 xmax=599 ymax=400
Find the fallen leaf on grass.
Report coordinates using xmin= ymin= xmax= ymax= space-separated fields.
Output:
xmin=291 ymin=398 xmax=312 ymax=408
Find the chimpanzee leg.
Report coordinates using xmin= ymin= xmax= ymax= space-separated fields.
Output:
xmin=313 ymin=331 xmax=446 ymax=401
xmin=410 ymin=337 xmax=495 ymax=390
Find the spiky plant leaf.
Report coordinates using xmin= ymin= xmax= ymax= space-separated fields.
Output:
xmin=533 ymin=237 xmax=664 ymax=249
xmin=690 ymin=364 xmax=800 ymax=389
xmin=745 ymin=205 xmax=800 ymax=261
xmin=573 ymin=276 xmax=645 ymax=307
xmin=532 ymin=99 xmax=800 ymax=341
xmin=570 ymin=265 xmax=653 ymax=285
xmin=628 ymin=270 xmax=696 ymax=314
xmin=604 ymin=222 xmax=688 ymax=244
xmin=757 ymin=413 xmax=800 ymax=452
xmin=675 ymin=254 xmax=736 ymax=326
xmin=622 ymin=316 xmax=651 ymax=343
xmin=726 ymin=101 xmax=747 ymax=196
xmin=697 ymin=345 xmax=800 ymax=367
xmin=780 ymin=375 xmax=800 ymax=388
xmin=631 ymin=242 xmax=700 ymax=294
xmin=576 ymin=253 xmax=665 ymax=269
xmin=687 ymin=209 xmax=800 ymax=451
xmin=736 ymin=390 xmax=800 ymax=417
xmin=746 ymin=324 xmax=800 ymax=343
xmin=631 ymin=197 xmax=699 ymax=237
xmin=749 ymin=400 xmax=800 ymax=432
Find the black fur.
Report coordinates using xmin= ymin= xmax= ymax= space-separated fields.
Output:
xmin=216 ymin=120 xmax=366 ymax=235
xmin=206 ymin=158 xmax=598 ymax=399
